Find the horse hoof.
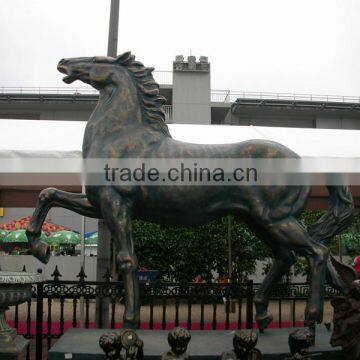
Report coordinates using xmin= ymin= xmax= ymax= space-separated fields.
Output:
xmin=30 ymin=241 xmax=51 ymax=264
xmin=255 ymin=312 xmax=273 ymax=332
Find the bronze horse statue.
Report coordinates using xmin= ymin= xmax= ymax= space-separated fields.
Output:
xmin=26 ymin=52 xmax=354 ymax=329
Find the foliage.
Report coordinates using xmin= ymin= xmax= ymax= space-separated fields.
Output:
xmin=293 ymin=211 xmax=360 ymax=276
xmin=133 ymin=217 xmax=269 ymax=282
xmin=339 ymin=225 xmax=360 ymax=258
xmin=132 ymin=210 xmax=360 ymax=282
xmin=292 ymin=211 xmax=325 ymax=277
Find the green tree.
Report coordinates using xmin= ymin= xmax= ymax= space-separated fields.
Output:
xmin=133 ymin=217 xmax=269 ymax=282
xmin=132 ymin=211 xmax=360 ymax=282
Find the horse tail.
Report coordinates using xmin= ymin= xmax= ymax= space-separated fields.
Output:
xmin=308 ymin=186 xmax=354 ymax=246
xmin=308 ymin=186 xmax=354 ymax=294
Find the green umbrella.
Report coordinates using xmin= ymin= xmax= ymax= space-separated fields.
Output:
xmin=45 ymin=237 xmax=59 ymax=246
xmin=0 ymin=229 xmax=8 ymax=242
xmin=3 ymin=229 xmax=46 ymax=244
xmin=2 ymin=230 xmax=46 ymax=252
xmin=49 ymin=230 xmax=80 ymax=245
xmin=85 ymin=232 xmax=98 ymax=245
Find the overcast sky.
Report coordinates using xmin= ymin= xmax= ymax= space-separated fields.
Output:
xmin=1 ymin=0 xmax=360 ymax=95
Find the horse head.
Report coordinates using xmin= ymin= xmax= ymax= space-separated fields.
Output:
xmin=57 ymin=53 xmax=134 ymax=90
xmin=57 ymin=52 xmax=170 ymax=136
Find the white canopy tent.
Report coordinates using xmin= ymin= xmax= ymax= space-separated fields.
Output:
xmin=0 ymin=119 xmax=359 ymax=159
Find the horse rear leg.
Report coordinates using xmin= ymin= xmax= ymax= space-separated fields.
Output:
xmin=267 ymin=216 xmax=329 ymax=324
xmin=99 ymin=188 xmax=140 ymax=329
xmin=26 ymin=187 xmax=101 ymax=263
xmin=254 ymin=247 xmax=296 ymax=331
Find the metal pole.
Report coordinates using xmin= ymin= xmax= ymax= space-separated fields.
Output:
xmin=107 ymin=0 xmax=120 ymax=57
xmin=35 ymin=279 xmax=44 ymax=360
xmin=227 ymin=215 xmax=233 ymax=281
xmin=80 ymin=184 xmax=86 ymax=328
xmin=81 ymin=184 xmax=86 ymax=269
xmin=227 ymin=215 xmax=236 ymax=313
xmin=246 ymin=280 xmax=254 ymax=329
xmin=94 ymin=0 xmax=120 ymax=328
xmin=339 ymin=236 xmax=343 ymax=262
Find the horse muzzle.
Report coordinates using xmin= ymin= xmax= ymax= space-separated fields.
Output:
xmin=57 ymin=59 xmax=78 ymax=84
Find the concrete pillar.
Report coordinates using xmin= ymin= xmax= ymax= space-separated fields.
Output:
xmin=172 ymin=55 xmax=211 ymax=124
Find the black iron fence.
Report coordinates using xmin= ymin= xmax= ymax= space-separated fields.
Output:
xmin=9 ymin=267 xmax=340 ymax=360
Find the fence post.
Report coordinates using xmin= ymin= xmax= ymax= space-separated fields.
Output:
xmin=246 ymin=280 xmax=253 ymax=329
xmin=36 ymin=278 xmax=44 ymax=360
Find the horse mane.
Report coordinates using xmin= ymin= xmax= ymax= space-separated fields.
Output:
xmin=115 ymin=51 xmax=171 ymax=137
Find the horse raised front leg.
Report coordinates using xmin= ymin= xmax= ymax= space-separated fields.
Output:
xmin=254 ymin=247 xmax=296 ymax=331
xmin=26 ymin=187 xmax=101 ymax=263
xmin=99 ymin=189 xmax=140 ymax=329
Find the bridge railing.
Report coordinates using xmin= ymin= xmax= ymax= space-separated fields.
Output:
xmin=163 ymin=105 xmax=173 ymax=122
xmin=210 ymin=89 xmax=360 ymax=103
xmin=0 ymin=86 xmax=98 ymax=95
xmin=2 ymin=84 xmax=360 ymax=105
xmin=0 ymin=71 xmax=173 ymax=95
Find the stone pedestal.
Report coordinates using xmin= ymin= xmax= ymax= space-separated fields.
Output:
xmin=48 ymin=327 xmax=344 ymax=360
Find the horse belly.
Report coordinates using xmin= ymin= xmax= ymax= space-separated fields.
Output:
xmin=133 ymin=184 xmax=309 ymax=226
xmin=133 ymin=185 xmax=249 ymax=226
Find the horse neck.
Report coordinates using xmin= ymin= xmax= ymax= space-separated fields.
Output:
xmin=89 ymin=83 xmax=142 ymax=131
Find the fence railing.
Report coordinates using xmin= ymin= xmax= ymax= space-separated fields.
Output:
xmin=2 ymin=84 xmax=360 ymax=106
xmin=0 ymin=86 xmax=98 ymax=95
xmin=163 ymin=105 xmax=173 ymax=122
xmin=152 ymin=71 xmax=173 ymax=85
xmin=0 ymin=71 xmax=173 ymax=96
xmin=210 ymin=89 xmax=360 ymax=104
xmin=7 ymin=266 xmax=340 ymax=360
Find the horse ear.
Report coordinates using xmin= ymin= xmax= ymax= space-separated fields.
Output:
xmin=330 ymin=255 xmax=357 ymax=289
xmin=115 ymin=52 xmax=134 ymax=65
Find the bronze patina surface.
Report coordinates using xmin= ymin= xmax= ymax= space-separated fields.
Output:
xmin=162 ymin=327 xmax=191 ymax=360
xmin=99 ymin=329 xmax=144 ymax=360
xmin=221 ymin=330 xmax=262 ymax=359
xmin=287 ymin=327 xmax=318 ymax=359
xmin=26 ymin=52 xmax=354 ymax=330
xmin=329 ymin=257 xmax=360 ymax=360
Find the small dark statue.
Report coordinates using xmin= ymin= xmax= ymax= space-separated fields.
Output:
xmin=329 ymin=256 xmax=360 ymax=360
xmin=162 ymin=327 xmax=191 ymax=360
xmin=121 ymin=329 xmax=144 ymax=360
xmin=287 ymin=328 xmax=317 ymax=360
xmin=99 ymin=332 xmax=122 ymax=360
xmin=221 ymin=330 xmax=262 ymax=360
xmin=99 ymin=329 xmax=143 ymax=360
xmin=26 ymin=51 xmax=354 ymax=329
